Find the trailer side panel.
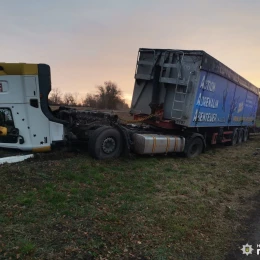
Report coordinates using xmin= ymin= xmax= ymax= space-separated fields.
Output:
xmin=131 ymin=48 xmax=259 ymax=129
xmin=190 ymin=70 xmax=258 ymax=127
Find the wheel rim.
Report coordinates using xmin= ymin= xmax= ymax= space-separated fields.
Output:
xmin=102 ymin=137 xmax=116 ymax=154
xmin=189 ymin=140 xmax=202 ymax=157
xmin=190 ymin=143 xmax=199 ymax=156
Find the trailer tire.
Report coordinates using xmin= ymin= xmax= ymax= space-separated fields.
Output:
xmin=231 ymin=128 xmax=238 ymax=146
xmin=238 ymin=128 xmax=243 ymax=144
xmin=88 ymin=126 xmax=123 ymax=160
xmin=243 ymin=128 xmax=249 ymax=142
xmin=184 ymin=137 xmax=204 ymax=158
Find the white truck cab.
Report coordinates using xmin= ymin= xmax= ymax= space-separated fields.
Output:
xmin=0 ymin=63 xmax=65 ymax=152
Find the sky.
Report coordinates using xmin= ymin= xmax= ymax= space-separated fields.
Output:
xmin=1 ymin=0 xmax=260 ymax=105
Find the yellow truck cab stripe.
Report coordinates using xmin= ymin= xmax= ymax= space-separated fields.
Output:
xmin=0 ymin=63 xmax=38 ymax=75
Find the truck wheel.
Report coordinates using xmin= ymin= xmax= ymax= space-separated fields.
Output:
xmin=231 ymin=128 xmax=238 ymax=146
xmin=185 ymin=137 xmax=204 ymax=158
xmin=238 ymin=129 xmax=243 ymax=144
xmin=88 ymin=126 xmax=123 ymax=160
xmin=243 ymin=128 xmax=249 ymax=142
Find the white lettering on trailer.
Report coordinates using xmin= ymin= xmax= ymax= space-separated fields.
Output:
xmin=245 ymin=94 xmax=255 ymax=108
xmin=196 ymin=93 xmax=219 ymax=109
xmin=193 ymin=109 xmax=217 ymax=122
xmin=200 ymin=76 xmax=216 ymax=92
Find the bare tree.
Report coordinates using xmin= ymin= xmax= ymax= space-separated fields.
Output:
xmin=49 ymin=88 xmax=63 ymax=105
xmin=63 ymin=93 xmax=77 ymax=106
xmin=96 ymin=81 xmax=122 ymax=109
xmin=72 ymin=92 xmax=79 ymax=106
xmin=116 ymin=99 xmax=129 ymax=110
xmin=56 ymin=81 xmax=129 ymax=109
xmin=83 ymin=94 xmax=98 ymax=108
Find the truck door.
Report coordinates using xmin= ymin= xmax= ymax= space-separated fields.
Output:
xmin=24 ymin=76 xmax=37 ymax=97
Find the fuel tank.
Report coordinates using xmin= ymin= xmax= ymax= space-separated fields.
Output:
xmin=133 ymin=133 xmax=185 ymax=154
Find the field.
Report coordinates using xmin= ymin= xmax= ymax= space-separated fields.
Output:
xmin=0 ymin=134 xmax=260 ymax=260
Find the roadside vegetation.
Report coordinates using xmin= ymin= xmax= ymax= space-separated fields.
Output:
xmin=1 ymin=136 xmax=260 ymax=259
xmin=48 ymin=81 xmax=129 ymax=110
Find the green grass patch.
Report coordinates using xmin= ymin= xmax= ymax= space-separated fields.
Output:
xmin=18 ymin=239 xmax=36 ymax=255
xmin=0 ymin=136 xmax=260 ymax=259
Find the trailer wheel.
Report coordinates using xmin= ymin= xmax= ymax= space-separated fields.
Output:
xmin=243 ymin=128 xmax=249 ymax=142
xmin=238 ymin=129 xmax=243 ymax=144
xmin=231 ymin=128 xmax=238 ymax=146
xmin=185 ymin=137 xmax=204 ymax=158
xmin=88 ymin=126 xmax=123 ymax=160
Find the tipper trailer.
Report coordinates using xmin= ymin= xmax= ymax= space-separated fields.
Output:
xmin=0 ymin=48 xmax=259 ymax=159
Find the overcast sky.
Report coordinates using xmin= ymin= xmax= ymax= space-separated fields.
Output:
xmin=1 ymin=0 xmax=259 ymax=104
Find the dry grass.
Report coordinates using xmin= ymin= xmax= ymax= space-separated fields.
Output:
xmin=0 ymin=136 xmax=260 ymax=259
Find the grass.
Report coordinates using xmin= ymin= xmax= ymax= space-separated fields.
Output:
xmin=0 ymin=137 xmax=260 ymax=259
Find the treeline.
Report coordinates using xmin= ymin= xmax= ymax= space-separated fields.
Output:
xmin=48 ymin=81 xmax=129 ymax=110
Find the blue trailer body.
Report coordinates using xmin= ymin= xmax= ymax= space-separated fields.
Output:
xmin=131 ymin=48 xmax=259 ymax=129
xmin=190 ymin=70 xmax=259 ymax=127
